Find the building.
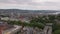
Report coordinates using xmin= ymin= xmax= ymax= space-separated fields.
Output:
xmin=3 ymin=25 xmax=22 ymax=34
xmin=0 ymin=21 xmax=22 ymax=34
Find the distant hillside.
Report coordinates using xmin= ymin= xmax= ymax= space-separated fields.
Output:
xmin=0 ymin=9 xmax=60 ymax=14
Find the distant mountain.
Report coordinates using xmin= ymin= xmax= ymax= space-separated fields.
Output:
xmin=0 ymin=9 xmax=60 ymax=14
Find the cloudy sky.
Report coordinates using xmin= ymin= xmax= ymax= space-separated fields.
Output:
xmin=0 ymin=0 xmax=60 ymax=10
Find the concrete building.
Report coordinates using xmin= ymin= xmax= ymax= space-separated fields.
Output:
xmin=1 ymin=17 xmax=20 ymax=21
xmin=0 ymin=21 xmax=14 ymax=34
xmin=0 ymin=21 xmax=22 ymax=34
xmin=20 ymin=23 xmax=53 ymax=34
xmin=3 ymin=25 xmax=22 ymax=34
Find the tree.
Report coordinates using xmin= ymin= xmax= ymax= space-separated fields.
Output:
xmin=52 ymin=23 xmax=60 ymax=32
xmin=7 ymin=21 xmax=15 ymax=25
xmin=53 ymin=30 xmax=60 ymax=34
xmin=56 ymin=14 xmax=60 ymax=20
xmin=30 ymin=17 xmax=46 ymax=24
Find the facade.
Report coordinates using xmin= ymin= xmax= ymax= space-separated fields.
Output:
xmin=3 ymin=25 xmax=22 ymax=34
xmin=19 ymin=23 xmax=52 ymax=34
xmin=0 ymin=21 xmax=22 ymax=34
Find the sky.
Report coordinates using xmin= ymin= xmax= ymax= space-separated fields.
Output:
xmin=0 ymin=0 xmax=60 ymax=10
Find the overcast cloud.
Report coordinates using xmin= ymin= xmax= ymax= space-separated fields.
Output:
xmin=0 ymin=0 xmax=60 ymax=10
